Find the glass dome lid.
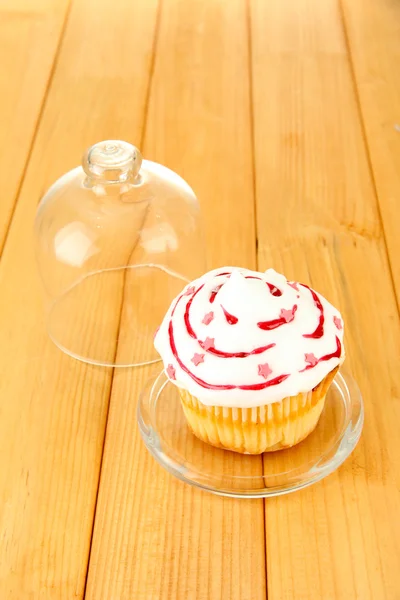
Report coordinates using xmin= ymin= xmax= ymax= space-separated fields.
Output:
xmin=35 ymin=140 xmax=206 ymax=367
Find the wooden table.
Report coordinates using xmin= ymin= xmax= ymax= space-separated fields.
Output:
xmin=1 ymin=0 xmax=400 ymax=598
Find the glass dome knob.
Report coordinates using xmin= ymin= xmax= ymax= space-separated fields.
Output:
xmin=82 ymin=140 xmax=142 ymax=183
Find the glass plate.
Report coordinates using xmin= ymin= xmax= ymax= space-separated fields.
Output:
xmin=138 ymin=370 xmax=364 ymax=498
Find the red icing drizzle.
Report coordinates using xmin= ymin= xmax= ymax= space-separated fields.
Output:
xmin=200 ymin=342 xmax=275 ymax=359
xmin=184 ymin=284 xmax=204 ymax=336
xmin=183 ymin=283 xmax=275 ymax=358
xmin=257 ymin=305 xmax=298 ymax=331
xmin=245 ymin=275 xmax=282 ymax=297
xmin=169 ymin=320 xmax=288 ymax=390
xmin=209 ymin=272 xmax=231 ymax=303
xmin=167 ymin=271 xmax=342 ymax=392
xmin=267 ymin=283 xmax=282 ymax=297
xmin=301 ymin=285 xmax=324 ymax=339
xmin=300 ymin=336 xmax=342 ymax=371
xmin=221 ymin=305 xmax=238 ymax=324
xmin=209 ymin=284 xmax=223 ymax=304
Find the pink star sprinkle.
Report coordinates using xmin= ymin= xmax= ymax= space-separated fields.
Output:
xmin=258 ymin=363 xmax=273 ymax=379
xmin=280 ymin=307 xmax=296 ymax=323
xmin=183 ymin=286 xmax=196 ymax=296
xmin=166 ymin=364 xmax=176 ymax=380
xmin=288 ymin=281 xmax=299 ymax=291
xmin=333 ymin=316 xmax=343 ymax=330
xmin=191 ymin=353 xmax=205 ymax=366
xmin=305 ymin=353 xmax=318 ymax=367
xmin=203 ymin=337 xmax=215 ymax=351
xmin=202 ymin=311 xmax=214 ymax=325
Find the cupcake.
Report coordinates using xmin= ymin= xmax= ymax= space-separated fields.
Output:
xmin=154 ymin=267 xmax=345 ymax=454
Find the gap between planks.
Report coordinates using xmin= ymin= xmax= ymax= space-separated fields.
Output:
xmin=0 ymin=0 xmax=73 ymax=258
xmin=81 ymin=0 xmax=163 ymax=597
xmin=337 ymin=0 xmax=400 ymax=317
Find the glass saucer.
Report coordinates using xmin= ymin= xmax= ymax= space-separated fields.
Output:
xmin=137 ymin=370 xmax=364 ymax=498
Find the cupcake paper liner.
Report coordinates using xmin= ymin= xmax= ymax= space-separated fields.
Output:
xmin=179 ymin=367 xmax=338 ymax=454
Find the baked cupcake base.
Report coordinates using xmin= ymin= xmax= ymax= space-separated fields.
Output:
xmin=179 ymin=367 xmax=338 ymax=454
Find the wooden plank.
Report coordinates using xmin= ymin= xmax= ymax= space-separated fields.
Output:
xmin=250 ymin=0 xmax=400 ymax=598
xmin=0 ymin=0 xmax=70 ymax=253
xmin=84 ymin=1 xmax=267 ymax=599
xmin=340 ymin=0 xmax=400 ymax=298
xmin=0 ymin=0 xmax=158 ymax=598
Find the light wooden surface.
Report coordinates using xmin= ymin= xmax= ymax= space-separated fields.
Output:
xmin=0 ymin=0 xmax=399 ymax=599
xmin=0 ymin=0 xmax=70 ymax=251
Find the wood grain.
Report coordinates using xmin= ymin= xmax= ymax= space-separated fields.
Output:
xmin=1 ymin=0 xmax=400 ymax=597
xmin=84 ymin=1 xmax=267 ymax=599
xmin=0 ymin=0 xmax=70 ymax=253
xmin=0 ymin=0 xmax=158 ymax=598
xmin=340 ymin=0 xmax=400 ymax=299
xmin=250 ymin=0 xmax=400 ymax=598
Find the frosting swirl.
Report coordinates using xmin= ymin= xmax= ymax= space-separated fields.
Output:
xmin=154 ymin=267 xmax=345 ymax=408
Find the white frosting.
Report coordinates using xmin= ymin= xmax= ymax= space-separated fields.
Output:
xmin=154 ymin=267 xmax=345 ymax=408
